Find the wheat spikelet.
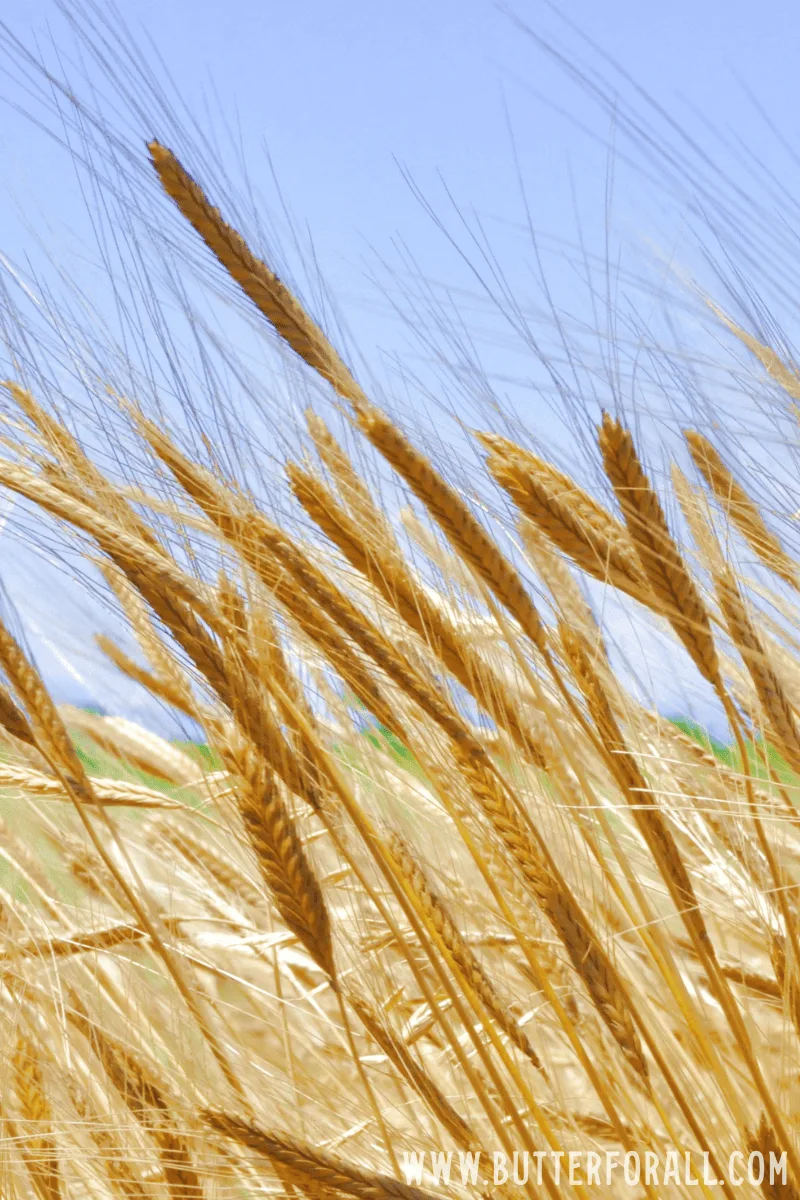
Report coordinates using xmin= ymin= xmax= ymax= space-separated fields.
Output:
xmin=0 ymin=459 xmax=221 ymax=631
xmin=475 ymin=430 xmax=614 ymax=528
xmin=671 ymin=463 xmax=728 ymax=577
xmin=518 ymin=519 xmax=606 ymax=649
xmin=598 ymin=412 xmax=721 ymax=688
xmin=769 ymin=939 xmax=800 ymax=1040
xmin=130 ymin=411 xmax=420 ymax=752
xmin=685 ymin=430 xmax=799 ymax=589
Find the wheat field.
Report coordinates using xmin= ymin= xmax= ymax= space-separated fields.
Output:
xmin=0 ymin=20 xmax=800 ymax=1200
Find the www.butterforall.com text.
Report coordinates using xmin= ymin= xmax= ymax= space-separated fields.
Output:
xmin=401 ymin=1149 xmax=787 ymax=1189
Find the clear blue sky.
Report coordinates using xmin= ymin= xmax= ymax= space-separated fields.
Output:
xmin=0 ymin=0 xmax=797 ymax=737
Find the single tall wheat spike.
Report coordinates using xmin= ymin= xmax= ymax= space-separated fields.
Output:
xmin=147 ymin=146 xmax=548 ymax=661
xmin=149 ymin=143 xmax=368 ymax=407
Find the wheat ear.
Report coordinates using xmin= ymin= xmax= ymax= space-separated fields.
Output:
xmin=13 ymin=1036 xmax=62 ymax=1200
xmin=706 ymin=300 xmax=800 ymax=403
xmin=0 ymin=761 xmax=186 ymax=808
xmin=456 ymin=753 xmax=649 ymax=1082
xmin=95 ymin=633 xmax=195 ymax=714
xmin=0 ymin=923 xmax=144 ymax=964
xmin=481 ymin=442 xmax=649 ymax=601
xmin=304 ymin=407 xmax=399 ymax=546
xmin=204 ymin=1110 xmax=441 ymax=1200
xmin=715 ymin=566 xmax=800 ymax=773
xmin=345 ymin=990 xmax=477 ymax=1150
xmin=67 ymin=1004 xmax=202 ymax=1200
xmin=685 ymin=429 xmax=799 ymax=589
xmin=598 ymin=413 xmax=721 ymax=688
xmin=148 ymin=148 xmax=547 ymax=652
xmin=148 ymin=143 xmax=368 ymax=406
xmin=222 ymin=734 xmax=336 ymax=981
xmin=389 ymin=833 xmax=543 ymax=1071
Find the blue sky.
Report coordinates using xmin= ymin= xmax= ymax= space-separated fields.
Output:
xmin=0 ymin=0 xmax=798 ymax=738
